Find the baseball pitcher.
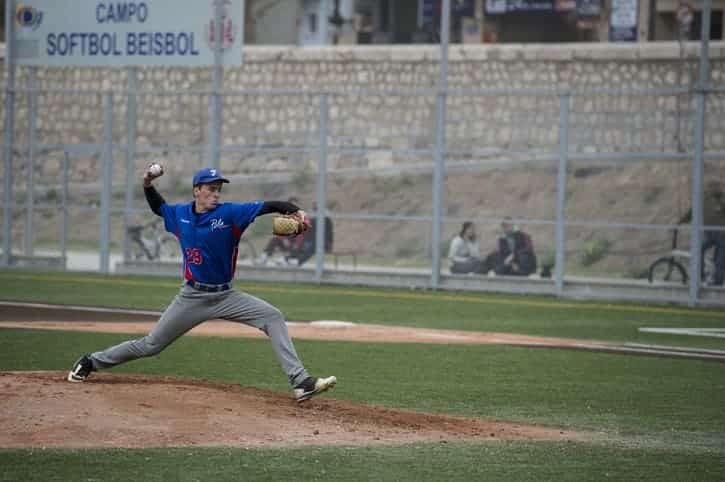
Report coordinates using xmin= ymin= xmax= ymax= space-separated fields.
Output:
xmin=68 ymin=164 xmax=337 ymax=403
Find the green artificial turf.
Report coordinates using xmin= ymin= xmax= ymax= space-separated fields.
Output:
xmin=1 ymin=270 xmax=724 ymax=481
xmin=1 ymin=270 xmax=724 ymax=349
xmin=1 ymin=328 xmax=723 ymax=437
xmin=1 ymin=442 xmax=723 ymax=482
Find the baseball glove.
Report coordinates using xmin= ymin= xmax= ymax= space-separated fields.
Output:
xmin=272 ymin=211 xmax=309 ymax=236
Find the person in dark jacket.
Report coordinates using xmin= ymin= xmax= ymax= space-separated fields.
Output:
xmin=495 ymin=217 xmax=537 ymax=276
xmin=258 ymin=197 xmax=302 ymax=265
xmin=286 ymin=207 xmax=334 ymax=267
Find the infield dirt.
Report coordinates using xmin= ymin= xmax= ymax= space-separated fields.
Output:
xmin=0 ymin=304 xmax=597 ymax=448
xmin=0 ymin=371 xmax=585 ymax=448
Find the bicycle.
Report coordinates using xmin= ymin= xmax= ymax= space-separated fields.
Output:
xmin=126 ymin=219 xmax=180 ymax=261
xmin=127 ymin=218 xmax=261 ymax=265
xmin=647 ymin=228 xmax=717 ymax=285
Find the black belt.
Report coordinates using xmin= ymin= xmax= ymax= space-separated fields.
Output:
xmin=186 ymin=281 xmax=232 ymax=292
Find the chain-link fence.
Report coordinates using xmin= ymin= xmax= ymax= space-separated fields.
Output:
xmin=2 ymin=52 xmax=724 ymax=306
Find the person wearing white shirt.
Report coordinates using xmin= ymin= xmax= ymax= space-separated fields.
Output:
xmin=448 ymin=221 xmax=487 ymax=274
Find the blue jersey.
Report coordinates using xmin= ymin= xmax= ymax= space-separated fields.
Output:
xmin=159 ymin=200 xmax=264 ymax=284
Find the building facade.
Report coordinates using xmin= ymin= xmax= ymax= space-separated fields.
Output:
xmin=0 ymin=1 xmax=721 ymax=46
xmin=244 ymin=0 xmax=725 ymax=45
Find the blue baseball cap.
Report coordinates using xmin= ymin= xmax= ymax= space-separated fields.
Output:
xmin=192 ymin=168 xmax=230 ymax=187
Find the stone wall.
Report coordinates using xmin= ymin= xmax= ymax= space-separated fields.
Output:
xmin=2 ymin=42 xmax=725 ymax=184
xmin=4 ymin=43 xmax=725 ymax=274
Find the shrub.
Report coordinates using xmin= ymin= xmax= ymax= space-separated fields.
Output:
xmin=540 ymin=249 xmax=556 ymax=268
xmin=44 ymin=189 xmax=59 ymax=202
xmin=580 ymin=238 xmax=612 ymax=266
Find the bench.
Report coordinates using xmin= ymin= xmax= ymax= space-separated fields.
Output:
xmin=331 ymin=250 xmax=359 ymax=270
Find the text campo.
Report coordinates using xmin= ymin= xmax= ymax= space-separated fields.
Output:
xmin=96 ymin=2 xmax=149 ymax=24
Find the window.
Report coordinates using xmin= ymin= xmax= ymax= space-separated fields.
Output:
xmin=308 ymin=13 xmax=317 ymax=33
xmin=380 ymin=0 xmax=389 ymax=32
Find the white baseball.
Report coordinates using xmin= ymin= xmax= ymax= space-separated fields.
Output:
xmin=149 ymin=163 xmax=162 ymax=176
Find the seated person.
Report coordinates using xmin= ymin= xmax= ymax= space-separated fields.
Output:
xmin=448 ymin=221 xmax=487 ymax=274
xmin=495 ymin=217 xmax=537 ymax=276
xmin=286 ymin=210 xmax=334 ymax=267
xmin=258 ymin=197 xmax=301 ymax=265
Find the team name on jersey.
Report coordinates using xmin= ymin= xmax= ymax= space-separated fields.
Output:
xmin=210 ymin=218 xmax=228 ymax=231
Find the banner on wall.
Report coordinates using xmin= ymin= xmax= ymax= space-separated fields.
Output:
xmin=12 ymin=0 xmax=244 ymax=66
xmin=453 ymin=0 xmax=476 ymax=16
xmin=422 ymin=0 xmax=475 ymax=24
xmin=609 ymin=0 xmax=639 ymax=41
xmin=576 ymin=0 xmax=602 ymax=17
xmin=485 ymin=0 xmax=601 ymax=14
xmin=485 ymin=0 xmax=555 ymax=14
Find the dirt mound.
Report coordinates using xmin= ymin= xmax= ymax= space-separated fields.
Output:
xmin=0 ymin=371 xmax=579 ymax=448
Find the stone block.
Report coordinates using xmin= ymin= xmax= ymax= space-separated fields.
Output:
xmin=272 ymin=158 xmax=295 ymax=171
xmin=522 ymin=44 xmax=574 ymax=62
xmin=575 ymin=43 xmax=638 ymax=61
xmin=367 ymin=150 xmax=394 ymax=169
xmin=636 ymin=42 xmax=681 ymax=60
xmin=486 ymin=45 xmax=521 ymax=61
xmin=449 ymin=46 xmax=483 ymax=62
xmin=391 ymin=47 xmax=426 ymax=62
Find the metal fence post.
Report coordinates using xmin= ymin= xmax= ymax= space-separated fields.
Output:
xmin=689 ymin=95 xmax=706 ymax=306
xmin=688 ymin=0 xmax=712 ymax=306
xmin=208 ymin=0 xmax=223 ymax=169
xmin=314 ymin=93 xmax=329 ymax=282
xmin=24 ymin=67 xmax=38 ymax=257
xmin=61 ymin=151 xmax=69 ymax=265
xmin=124 ymin=67 xmax=138 ymax=262
xmin=431 ymin=0 xmax=450 ymax=290
xmin=555 ymin=93 xmax=571 ymax=296
xmin=100 ymin=92 xmax=114 ymax=274
xmin=123 ymin=67 xmax=138 ymax=261
xmin=2 ymin=0 xmax=17 ymax=266
xmin=319 ymin=0 xmax=330 ymax=44
xmin=240 ymin=0 xmax=246 ymax=64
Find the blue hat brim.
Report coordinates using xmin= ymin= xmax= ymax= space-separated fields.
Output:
xmin=194 ymin=176 xmax=230 ymax=186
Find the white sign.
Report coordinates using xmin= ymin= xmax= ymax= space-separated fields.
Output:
xmin=12 ymin=0 xmax=244 ymax=66
xmin=609 ymin=0 xmax=638 ymax=41
xmin=485 ymin=0 xmax=507 ymax=14
xmin=610 ymin=0 xmax=637 ymax=28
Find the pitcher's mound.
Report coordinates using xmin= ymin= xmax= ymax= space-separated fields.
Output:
xmin=0 ymin=371 xmax=580 ymax=448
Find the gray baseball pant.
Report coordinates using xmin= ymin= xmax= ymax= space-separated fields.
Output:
xmin=90 ymin=285 xmax=311 ymax=387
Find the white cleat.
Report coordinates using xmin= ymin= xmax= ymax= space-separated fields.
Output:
xmin=294 ymin=376 xmax=337 ymax=403
xmin=67 ymin=354 xmax=94 ymax=382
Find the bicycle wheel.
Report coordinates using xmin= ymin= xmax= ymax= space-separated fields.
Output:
xmin=648 ymin=257 xmax=688 ymax=284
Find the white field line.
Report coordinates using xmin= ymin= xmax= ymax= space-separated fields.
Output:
xmin=0 ymin=300 xmax=162 ymax=316
xmin=624 ymin=343 xmax=725 ymax=356
xmin=639 ymin=327 xmax=725 ymax=339
xmin=555 ymin=343 xmax=725 ymax=361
